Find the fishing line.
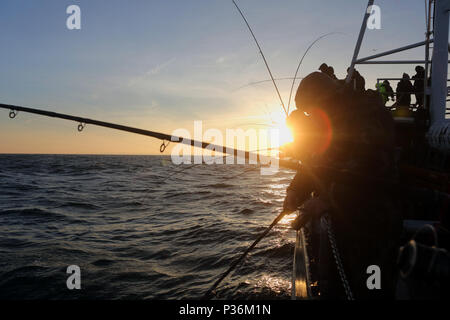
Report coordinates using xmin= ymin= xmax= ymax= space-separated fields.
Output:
xmin=232 ymin=0 xmax=287 ymax=116
xmin=161 ymin=146 xmax=279 ymax=183
xmin=234 ymin=77 xmax=304 ymax=91
xmin=287 ymin=32 xmax=344 ymax=114
xmin=231 ymin=122 xmax=276 ymax=128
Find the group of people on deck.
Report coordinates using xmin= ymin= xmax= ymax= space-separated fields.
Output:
xmin=318 ymin=62 xmax=366 ymax=92
xmin=400 ymin=66 xmax=427 ymax=107
xmin=380 ymin=66 xmax=427 ymax=107
xmin=318 ymin=63 xmax=427 ymax=108
xmin=282 ymin=59 xmax=439 ymax=298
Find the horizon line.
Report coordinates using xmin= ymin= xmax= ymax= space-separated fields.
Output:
xmin=0 ymin=152 xmax=166 ymax=156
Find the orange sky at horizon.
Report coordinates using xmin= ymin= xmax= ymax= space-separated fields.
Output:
xmin=0 ymin=106 xmax=292 ymax=155
xmin=0 ymin=1 xmax=433 ymax=155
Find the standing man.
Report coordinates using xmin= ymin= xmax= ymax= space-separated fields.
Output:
xmin=396 ymin=73 xmax=414 ymax=107
xmin=346 ymin=68 xmax=366 ymax=91
xmin=412 ymin=66 xmax=425 ymax=108
xmin=376 ymin=80 xmax=395 ymax=105
xmin=383 ymin=80 xmax=395 ymax=103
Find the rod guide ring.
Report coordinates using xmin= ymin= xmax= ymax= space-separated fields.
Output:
xmin=9 ymin=109 xmax=17 ymax=119
xmin=160 ymin=140 xmax=170 ymax=153
xmin=77 ymin=123 xmax=85 ymax=132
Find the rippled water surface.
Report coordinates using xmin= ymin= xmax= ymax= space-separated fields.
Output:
xmin=0 ymin=155 xmax=296 ymax=299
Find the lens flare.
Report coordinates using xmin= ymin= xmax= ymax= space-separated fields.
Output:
xmin=266 ymin=110 xmax=294 ymax=148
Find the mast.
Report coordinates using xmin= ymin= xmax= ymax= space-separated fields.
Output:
xmin=423 ymin=0 xmax=433 ymax=112
xmin=429 ymin=0 xmax=450 ymax=126
xmin=346 ymin=0 xmax=375 ymax=85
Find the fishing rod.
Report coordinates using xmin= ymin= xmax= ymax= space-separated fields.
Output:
xmin=203 ymin=208 xmax=289 ymax=299
xmin=1 ymin=104 xmax=404 ymax=188
xmin=1 ymin=103 xmax=405 ymax=190
xmin=0 ymin=103 xmax=299 ymax=170
xmin=232 ymin=0 xmax=287 ymax=116
xmin=202 ymin=157 xmax=372 ymax=299
xmin=201 ymin=162 xmax=401 ymax=299
xmin=287 ymin=32 xmax=343 ymax=114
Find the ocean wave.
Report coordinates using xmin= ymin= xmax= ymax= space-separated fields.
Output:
xmin=0 ymin=155 xmax=294 ymax=300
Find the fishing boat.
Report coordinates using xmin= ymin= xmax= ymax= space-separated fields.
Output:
xmin=292 ymin=0 xmax=450 ymax=300
xmin=0 ymin=0 xmax=448 ymax=301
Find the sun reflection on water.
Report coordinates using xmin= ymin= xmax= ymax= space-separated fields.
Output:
xmin=279 ymin=213 xmax=296 ymax=226
xmin=250 ymin=274 xmax=292 ymax=294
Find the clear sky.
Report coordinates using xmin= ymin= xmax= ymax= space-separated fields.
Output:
xmin=0 ymin=0 xmax=433 ymax=154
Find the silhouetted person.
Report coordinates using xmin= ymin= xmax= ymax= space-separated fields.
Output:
xmin=346 ymin=67 xmax=365 ymax=91
xmin=284 ymin=72 xmax=401 ymax=299
xmin=396 ymin=73 xmax=414 ymax=106
xmin=318 ymin=63 xmax=337 ymax=80
xmin=383 ymin=80 xmax=395 ymax=103
xmin=376 ymin=80 xmax=395 ymax=105
xmin=383 ymin=80 xmax=394 ymax=102
xmin=327 ymin=66 xmax=338 ymax=80
xmin=319 ymin=63 xmax=329 ymax=74
xmin=376 ymin=82 xmax=388 ymax=105
xmin=412 ymin=66 xmax=425 ymax=108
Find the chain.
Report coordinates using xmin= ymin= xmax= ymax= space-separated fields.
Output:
xmin=323 ymin=214 xmax=354 ymax=300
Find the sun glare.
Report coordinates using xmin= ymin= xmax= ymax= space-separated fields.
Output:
xmin=267 ymin=110 xmax=294 ymax=148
